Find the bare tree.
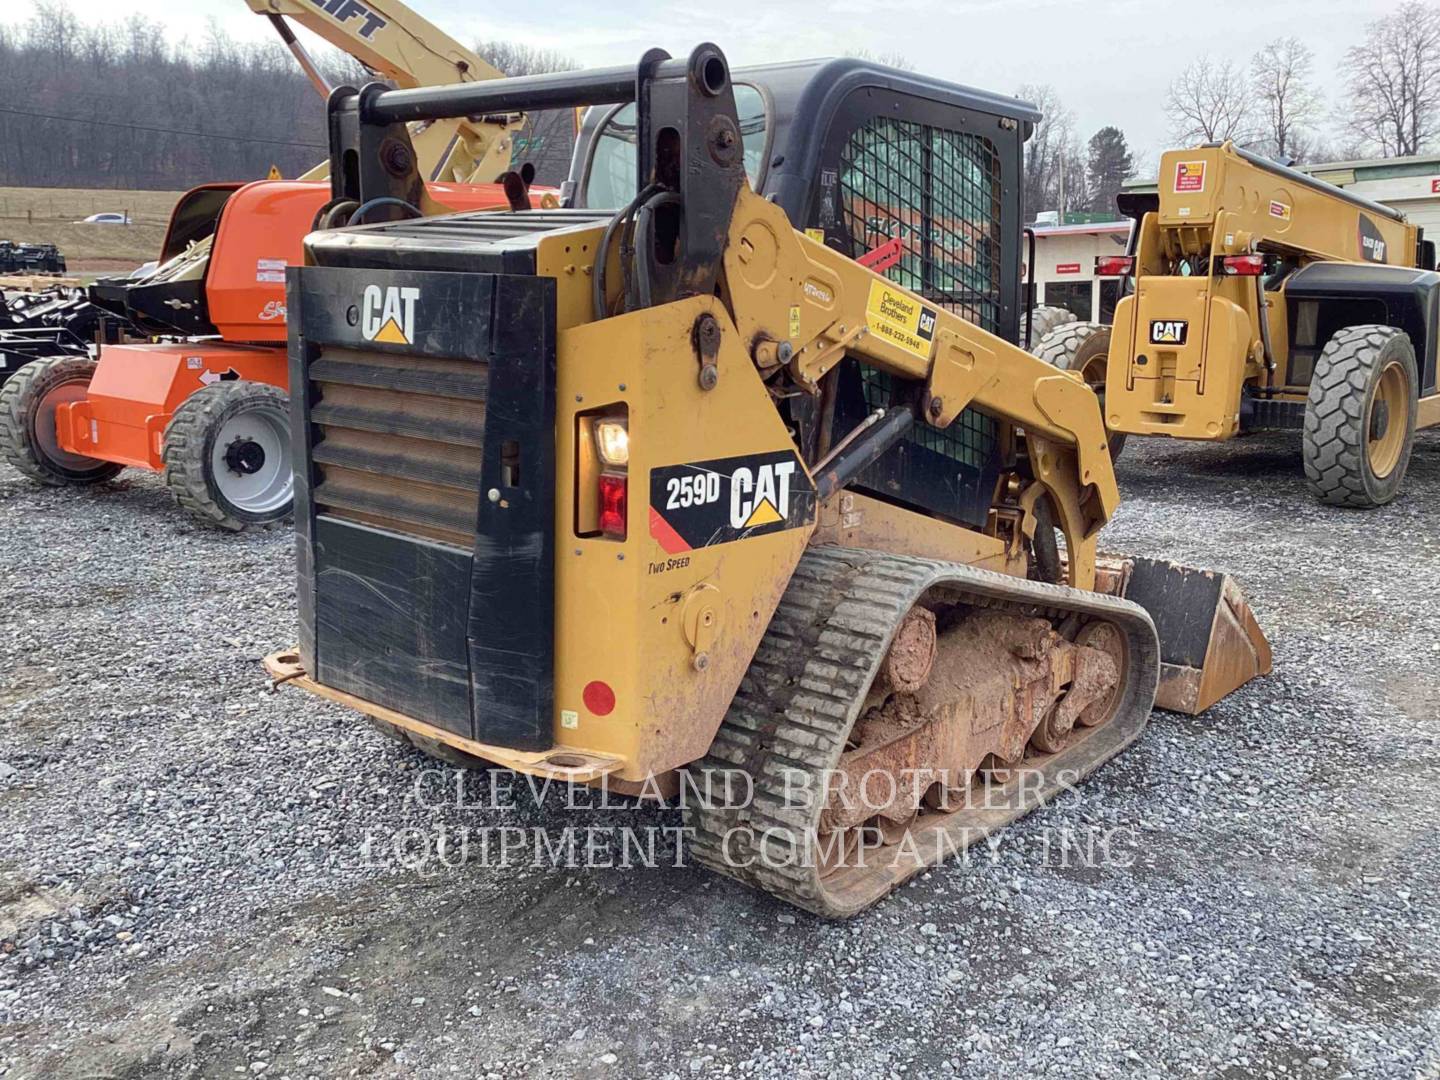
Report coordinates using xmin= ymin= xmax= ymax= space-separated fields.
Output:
xmin=1305 ymin=136 xmax=1370 ymax=165
xmin=0 ymin=4 xmax=334 ymax=189
xmin=26 ymin=1 xmax=80 ymax=64
xmin=1165 ymin=56 xmax=1254 ymax=144
xmin=473 ymin=41 xmax=578 ymax=80
xmin=846 ymin=49 xmax=917 ymax=71
xmin=1341 ymin=2 xmax=1440 ymax=157
xmin=1016 ymin=84 xmax=1083 ymax=219
xmin=1251 ymin=38 xmax=1321 ymax=162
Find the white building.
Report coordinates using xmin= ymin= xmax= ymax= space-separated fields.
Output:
xmin=1300 ymin=154 xmax=1440 ymax=232
xmin=1027 ymin=221 xmax=1132 ymax=324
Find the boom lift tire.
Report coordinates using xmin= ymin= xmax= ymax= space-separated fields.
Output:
xmin=162 ymin=379 xmax=293 ymax=531
xmin=0 ymin=356 xmax=123 ymax=485
xmin=686 ymin=547 xmax=1159 ymax=918
xmin=1302 ymin=325 xmax=1418 ymax=508
xmin=1035 ymin=322 xmax=1126 ymax=459
xmin=1021 ymin=304 xmax=1077 ymax=353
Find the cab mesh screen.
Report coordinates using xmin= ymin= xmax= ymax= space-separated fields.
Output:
xmin=839 ymin=118 xmax=1003 ymax=330
xmin=838 ymin=118 xmax=1002 ymax=472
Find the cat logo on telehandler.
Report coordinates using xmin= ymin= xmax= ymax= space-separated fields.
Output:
xmin=1150 ymin=320 xmax=1188 ymax=345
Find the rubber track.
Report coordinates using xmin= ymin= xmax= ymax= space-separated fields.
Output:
xmin=1302 ymin=325 xmax=1413 ymax=508
xmin=685 ymin=547 xmax=1160 ymax=918
xmin=162 ymin=380 xmax=290 ymax=532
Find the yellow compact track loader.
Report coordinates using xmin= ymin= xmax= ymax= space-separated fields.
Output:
xmin=266 ymin=49 xmax=1269 ymax=916
xmin=1035 ymin=141 xmax=1440 ymax=507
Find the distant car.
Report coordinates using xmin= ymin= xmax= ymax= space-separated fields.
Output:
xmin=76 ymin=212 xmax=130 ymax=225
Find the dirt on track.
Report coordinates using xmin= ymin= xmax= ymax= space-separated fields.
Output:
xmin=1 ymin=429 xmax=1438 ymax=1078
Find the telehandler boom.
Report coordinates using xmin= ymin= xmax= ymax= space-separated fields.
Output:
xmin=265 ymin=48 xmax=1269 ymax=916
xmin=1035 ymin=141 xmax=1440 ymax=507
xmin=243 ymin=0 xmax=520 ymax=185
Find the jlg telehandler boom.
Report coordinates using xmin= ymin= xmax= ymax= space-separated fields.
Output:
xmin=1035 ymin=141 xmax=1440 ymax=507
xmin=266 ymin=48 xmax=1269 ymax=916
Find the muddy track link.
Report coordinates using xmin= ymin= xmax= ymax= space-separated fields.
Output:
xmin=685 ymin=546 xmax=1161 ymax=918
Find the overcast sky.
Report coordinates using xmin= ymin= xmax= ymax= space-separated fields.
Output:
xmin=0 ymin=0 xmax=1414 ymax=166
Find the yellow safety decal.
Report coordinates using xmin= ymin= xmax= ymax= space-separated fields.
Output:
xmin=788 ymin=305 xmax=801 ymax=338
xmin=1269 ymin=200 xmax=1291 ymax=221
xmin=804 ymin=228 xmax=825 ymax=244
xmin=865 ymin=280 xmax=938 ymax=360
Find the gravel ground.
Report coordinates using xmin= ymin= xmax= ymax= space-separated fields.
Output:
xmin=1 ymin=428 xmax=1438 ymax=1079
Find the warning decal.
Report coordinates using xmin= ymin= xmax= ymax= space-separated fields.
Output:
xmin=865 ymin=280 xmax=938 ymax=360
xmin=1269 ymin=201 xmax=1291 ymax=221
xmin=1174 ymin=160 xmax=1206 ymax=193
xmin=649 ymin=450 xmax=816 ymax=554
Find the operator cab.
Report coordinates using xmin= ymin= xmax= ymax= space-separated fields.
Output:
xmin=565 ymin=58 xmax=1039 ymax=529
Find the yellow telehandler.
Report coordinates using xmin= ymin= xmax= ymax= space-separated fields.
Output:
xmin=265 ymin=48 xmax=1270 ymax=916
xmin=1036 ymin=140 xmax=1440 ymax=507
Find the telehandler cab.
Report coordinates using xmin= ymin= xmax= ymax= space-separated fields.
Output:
xmin=1035 ymin=141 xmax=1440 ymax=507
xmin=265 ymin=47 xmax=1270 ymax=916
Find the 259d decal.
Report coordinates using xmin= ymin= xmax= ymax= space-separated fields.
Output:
xmin=649 ymin=451 xmax=816 ymax=554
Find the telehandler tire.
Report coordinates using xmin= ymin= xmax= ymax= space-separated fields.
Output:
xmin=162 ymin=379 xmax=293 ymax=531
xmin=1020 ymin=304 xmax=1077 ymax=353
xmin=1303 ymin=325 xmax=1418 ymax=508
xmin=1034 ymin=321 xmax=1126 ymax=459
xmin=0 ymin=355 xmax=123 ymax=485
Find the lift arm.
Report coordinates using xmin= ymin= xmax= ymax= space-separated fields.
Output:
xmin=244 ymin=0 xmax=518 ymax=183
xmin=719 ymin=186 xmax=1119 ymax=587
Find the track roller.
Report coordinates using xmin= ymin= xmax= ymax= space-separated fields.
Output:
xmin=685 ymin=547 xmax=1160 ymax=918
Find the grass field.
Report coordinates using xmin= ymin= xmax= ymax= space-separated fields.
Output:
xmin=0 ymin=187 xmax=182 ymax=270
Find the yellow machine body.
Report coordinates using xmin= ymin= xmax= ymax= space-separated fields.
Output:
xmin=1108 ymin=141 xmax=1425 ymax=439
xmin=271 ymin=193 xmax=1266 ymax=788
xmin=267 ymin=52 xmax=1273 ymax=913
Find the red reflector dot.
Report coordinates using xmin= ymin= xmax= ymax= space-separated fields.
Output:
xmin=582 ymin=680 xmax=616 ymax=716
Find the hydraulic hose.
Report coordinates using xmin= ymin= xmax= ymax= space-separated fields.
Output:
xmin=593 ymin=183 xmax=664 ymax=322
xmin=634 ymin=190 xmax=683 ymax=309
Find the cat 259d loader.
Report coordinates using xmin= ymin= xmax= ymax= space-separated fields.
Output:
xmin=265 ymin=48 xmax=1270 ymax=916
xmin=1036 ymin=141 xmax=1440 ymax=507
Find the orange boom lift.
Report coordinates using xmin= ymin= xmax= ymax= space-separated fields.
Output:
xmin=0 ymin=0 xmax=546 ymax=529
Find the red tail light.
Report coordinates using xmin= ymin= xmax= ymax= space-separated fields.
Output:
xmin=598 ymin=472 xmax=627 ymax=538
xmin=1095 ymin=255 xmax=1135 ymax=276
xmin=1218 ymin=254 xmax=1265 ymax=276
